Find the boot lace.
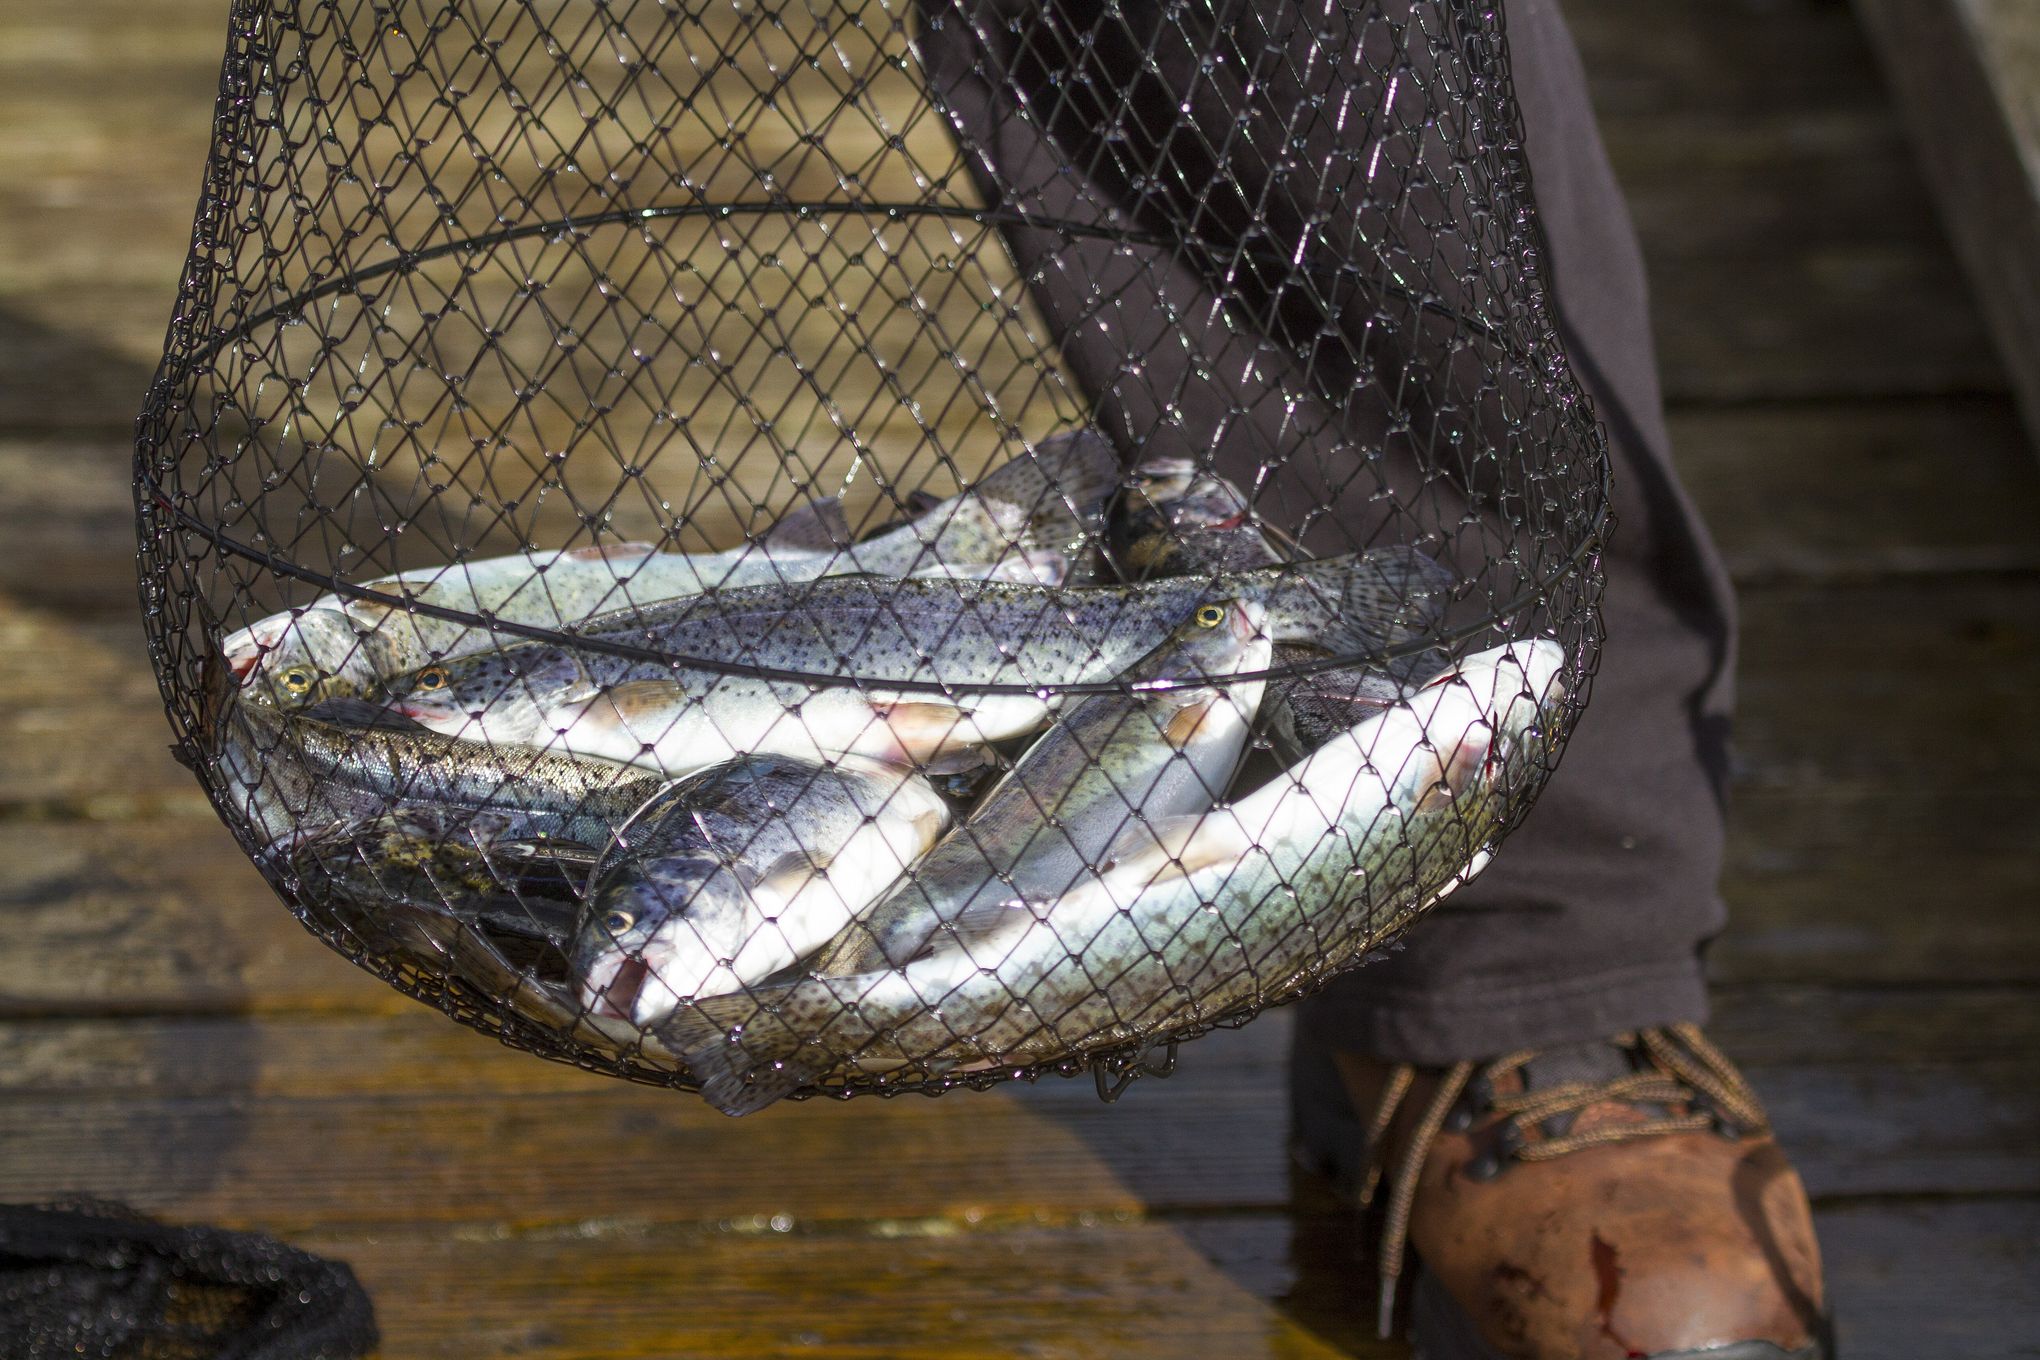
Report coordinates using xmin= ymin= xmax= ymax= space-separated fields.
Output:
xmin=1358 ymin=1024 xmax=1770 ymax=1338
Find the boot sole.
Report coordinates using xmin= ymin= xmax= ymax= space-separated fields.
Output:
xmin=1411 ymin=1267 xmax=1832 ymax=1360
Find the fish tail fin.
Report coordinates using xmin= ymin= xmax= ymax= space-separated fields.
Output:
xmin=1270 ymin=546 xmax=1454 ymax=656
xmin=973 ymin=429 xmax=1122 ymax=561
xmin=663 ymin=989 xmax=821 ymax=1117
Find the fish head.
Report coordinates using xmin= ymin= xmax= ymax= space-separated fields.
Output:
xmin=1135 ymin=598 xmax=1274 ymax=753
xmin=1162 ymin=596 xmax=1272 ymax=670
xmin=573 ymin=854 xmax=755 ymax=1029
xmin=381 ymin=648 xmax=595 ymax=745
xmin=1109 ymin=459 xmax=1254 ymax=574
xmin=227 ymin=609 xmax=378 ymax=708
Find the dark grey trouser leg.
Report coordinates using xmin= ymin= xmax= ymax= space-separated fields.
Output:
xmin=918 ymin=0 xmax=1736 ymax=1063
xmin=1301 ymin=0 xmax=1737 ymax=1063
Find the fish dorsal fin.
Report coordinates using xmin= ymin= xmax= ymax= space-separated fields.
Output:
xmin=761 ymin=496 xmax=852 ymax=552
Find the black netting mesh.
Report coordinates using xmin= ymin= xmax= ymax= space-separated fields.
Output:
xmin=135 ymin=0 xmax=1609 ymax=1114
xmin=0 ymin=1202 xmax=376 ymax=1360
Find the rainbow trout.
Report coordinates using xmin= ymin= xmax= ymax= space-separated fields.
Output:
xmin=569 ymin=754 xmax=952 ymax=1028
xmin=376 ymin=539 xmax=1446 ymax=777
xmin=666 ymin=640 xmax=1565 ymax=1115
xmin=212 ymin=697 xmax=666 ymax=861
xmin=801 ymin=597 xmax=1269 ymax=979
xmin=223 ymin=431 xmax=1119 ymax=707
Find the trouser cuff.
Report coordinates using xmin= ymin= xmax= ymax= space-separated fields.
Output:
xmin=1295 ymin=958 xmax=1712 ymax=1067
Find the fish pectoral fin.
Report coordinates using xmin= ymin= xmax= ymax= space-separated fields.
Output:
xmin=935 ymin=896 xmax=1044 ymax=957
xmin=1106 ymin=813 xmax=1252 ymax=888
xmin=868 ymin=700 xmax=980 ymax=761
xmin=591 ymin=679 xmax=693 ymax=725
xmin=662 ymin=991 xmax=815 ymax=1117
xmin=751 ymin=850 xmax=826 ymax=904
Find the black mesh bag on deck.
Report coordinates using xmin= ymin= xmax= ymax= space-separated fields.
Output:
xmin=0 ymin=1201 xmax=377 ymax=1360
xmin=136 ymin=0 xmax=1610 ymax=1114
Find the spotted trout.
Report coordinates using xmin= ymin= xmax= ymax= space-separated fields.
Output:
xmin=803 ymin=596 xmax=1270 ymax=982
xmin=376 ymin=537 xmax=1447 ymax=777
xmin=570 ymin=754 xmax=952 ymax=1028
xmin=222 ymin=430 xmax=1120 ymax=706
xmin=212 ymin=697 xmax=667 ymax=861
xmin=665 ymin=639 xmax=1566 ymax=1115
xmin=1108 ymin=456 xmax=1449 ymax=752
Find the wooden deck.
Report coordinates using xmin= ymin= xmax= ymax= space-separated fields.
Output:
xmin=3 ymin=0 xmax=2037 ymax=1354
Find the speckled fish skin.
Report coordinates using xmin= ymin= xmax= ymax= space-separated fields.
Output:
xmin=569 ymin=754 xmax=951 ymax=1028
xmin=1107 ymin=456 xmax=1450 ymax=753
xmin=559 ymin=539 xmax=1446 ymax=688
xmin=804 ymin=597 xmax=1271 ymax=979
xmin=214 ymin=697 xmax=666 ymax=859
xmin=221 ymin=429 xmax=1120 ymax=706
xmin=665 ymin=640 xmax=1567 ymax=1116
xmin=373 ymin=540 xmax=1445 ymax=775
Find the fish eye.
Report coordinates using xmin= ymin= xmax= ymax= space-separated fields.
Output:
xmin=1194 ymin=604 xmax=1226 ymax=629
xmin=413 ymin=666 xmax=450 ymax=692
xmin=279 ymin=667 xmax=314 ymax=694
xmin=602 ymin=910 xmax=636 ymax=936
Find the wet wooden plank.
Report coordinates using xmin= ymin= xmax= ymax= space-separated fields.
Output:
xmin=0 ymin=1086 xmax=1158 ymax=1234
xmin=1 ymin=979 xmax=2033 ymax=1235
xmin=298 ymin=1216 xmax=1388 ymax=1360
xmin=1818 ymin=1196 xmax=2040 ymax=1360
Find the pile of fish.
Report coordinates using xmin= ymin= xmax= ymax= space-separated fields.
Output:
xmin=202 ymin=432 xmax=1568 ymax=1116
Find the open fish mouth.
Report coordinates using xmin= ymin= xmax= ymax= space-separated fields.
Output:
xmin=587 ymin=955 xmax=651 ymax=1022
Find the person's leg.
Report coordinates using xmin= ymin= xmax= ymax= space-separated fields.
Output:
xmin=916 ymin=4 xmax=1827 ymax=1355
xmin=917 ymin=0 xmax=1729 ymax=1051
xmin=1296 ymin=0 xmax=1737 ymax=1065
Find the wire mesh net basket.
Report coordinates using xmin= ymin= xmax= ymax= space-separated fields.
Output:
xmin=136 ymin=0 xmax=1610 ymax=1114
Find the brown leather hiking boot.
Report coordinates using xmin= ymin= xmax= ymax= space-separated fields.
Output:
xmin=1289 ymin=1025 xmax=1832 ymax=1359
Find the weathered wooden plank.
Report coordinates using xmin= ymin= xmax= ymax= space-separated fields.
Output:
xmin=0 ymin=1087 xmax=1159 ymax=1233
xmin=1670 ymin=399 xmax=2040 ymax=583
xmin=8 ymin=984 xmax=2034 ymax=1101
xmin=1 ymin=978 xmax=2033 ymax=1238
xmin=1854 ymin=0 xmax=2040 ymax=444
xmin=294 ymin=1216 xmax=1389 ymax=1360
xmin=1569 ymin=0 xmax=2012 ymax=403
xmin=0 ymin=820 xmax=398 ymax=1017
xmin=1612 ymin=115 xmax=2006 ymax=404
xmin=1733 ymin=580 xmax=2039 ymax=792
